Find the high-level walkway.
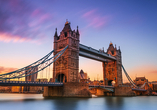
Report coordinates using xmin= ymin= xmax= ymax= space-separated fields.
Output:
xmin=79 ymin=44 xmax=116 ymax=62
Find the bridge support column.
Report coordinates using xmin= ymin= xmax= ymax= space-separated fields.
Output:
xmin=43 ymin=86 xmax=63 ymax=97
xmin=43 ymin=83 xmax=91 ymax=98
xmin=114 ymin=86 xmax=135 ymax=96
xmin=102 ymin=62 xmax=107 ymax=85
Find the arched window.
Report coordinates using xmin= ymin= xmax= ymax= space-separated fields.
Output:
xmin=64 ymin=32 xmax=67 ymax=37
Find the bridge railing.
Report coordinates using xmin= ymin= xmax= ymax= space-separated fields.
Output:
xmin=0 ymin=81 xmax=63 ymax=86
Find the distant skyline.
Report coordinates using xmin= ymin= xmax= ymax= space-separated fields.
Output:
xmin=0 ymin=0 xmax=157 ymax=82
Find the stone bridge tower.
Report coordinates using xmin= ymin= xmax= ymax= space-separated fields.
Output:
xmin=103 ymin=42 xmax=122 ymax=86
xmin=53 ymin=21 xmax=80 ymax=82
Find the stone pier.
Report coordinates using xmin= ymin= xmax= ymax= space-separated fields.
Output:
xmin=114 ymin=86 xmax=135 ymax=96
xmin=43 ymin=82 xmax=91 ymax=98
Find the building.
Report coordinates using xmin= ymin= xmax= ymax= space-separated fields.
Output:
xmin=149 ymin=81 xmax=157 ymax=92
xmin=78 ymin=69 xmax=88 ymax=83
xmin=0 ymin=86 xmax=11 ymax=93
xmin=24 ymin=66 xmax=38 ymax=92
xmin=25 ymin=66 xmax=38 ymax=82
xmin=35 ymin=78 xmax=48 ymax=82
xmin=134 ymin=77 xmax=148 ymax=86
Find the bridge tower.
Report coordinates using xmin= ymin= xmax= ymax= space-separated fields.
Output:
xmin=103 ymin=42 xmax=122 ymax=86
xmin=44 ymin=21 xmax=91 ymax=97
xmin=53 ymin=20 xmax=80 ymax=82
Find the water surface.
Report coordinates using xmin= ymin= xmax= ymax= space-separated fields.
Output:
xmin=0 ymin=93 xmax=156 ymax=110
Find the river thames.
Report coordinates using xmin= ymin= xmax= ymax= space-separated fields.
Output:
xmin=0 ymin=93 xmax=156 ymax=110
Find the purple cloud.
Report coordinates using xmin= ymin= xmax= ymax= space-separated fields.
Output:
xmin=0 ymin=0 xmax=54 ymax=44
xmin=82 ymin=9 xmax=112 ymax=29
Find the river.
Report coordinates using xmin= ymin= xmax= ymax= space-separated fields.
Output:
xmin=0 ymin=93 xmax=156 ymax=110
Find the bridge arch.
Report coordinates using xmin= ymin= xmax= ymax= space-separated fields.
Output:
xmin=108 ymin=80 xmax=115 ymax=86
xmin=56 ymin=73 xmax=67 ymax=83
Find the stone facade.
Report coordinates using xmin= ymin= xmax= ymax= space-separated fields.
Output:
xmin=53 ymin=21 xmax=80 ymax=82
xmin=103 ymin=42 xmax=122 ymax=86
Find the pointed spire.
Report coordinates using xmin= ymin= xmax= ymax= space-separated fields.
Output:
xmin=115 ymin=44 xmax=117 ymax=50
xmin=63 ymin=19 xmax=71 ymax=31
xmin=109 ymin=41 xmax=113 ymax=46
xmin=76 ymin=26 xmax=79 ymax=35
xmin=118 ymin=46 xmax=121 ymax=52
xmin=65 ymin=19 xmax=69 ymax=25
xmin=54 ymin=28 xmax=58 ymax=37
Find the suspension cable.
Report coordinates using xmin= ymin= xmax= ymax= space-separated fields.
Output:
xmin=122 ymin=65 xmax=138 ymax=88
xmin=0 ymin=45 xmax=68 ymax=81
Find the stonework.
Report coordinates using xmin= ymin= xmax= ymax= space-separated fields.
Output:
xmin=103 ymin=43 xmax=122 ymax=86
xmin=53 ymin=21 xmax=80 ymax=83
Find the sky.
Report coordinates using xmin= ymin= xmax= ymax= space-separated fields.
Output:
xmin=0 ymin=0 xmax=157 ymax=82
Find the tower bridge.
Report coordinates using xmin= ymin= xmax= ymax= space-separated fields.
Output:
xmin=0 ymin=21 xmax=151 ymax=97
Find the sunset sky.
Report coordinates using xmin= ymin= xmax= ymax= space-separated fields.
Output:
xmin=0 ymin=0 xmax=157 ymax=82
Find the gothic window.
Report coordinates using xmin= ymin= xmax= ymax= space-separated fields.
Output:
xmin=111 ymin=51 xmax=114 ymax=55
xmin=57 ymin=36 xmax=60 ymax=40
xmin=112 ymin=68 xmax=114 ymax=72
xmin=141 ymin=79 xmax=144 ymax=81
xmin=64 ymin=32 xmax=67 ymax=37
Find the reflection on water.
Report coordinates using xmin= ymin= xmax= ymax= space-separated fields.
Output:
xmin=0 ymin=93 xmax=156 ymax=110
xmin=0 ymin=93 xmax=43 ymax=101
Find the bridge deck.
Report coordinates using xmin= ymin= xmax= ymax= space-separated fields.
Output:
xmin=89 ymin=85 xmax=115 ymax=88
xmin=0 ymin=81 xmax=147 ymax=92
xmin=0 ymin=81 xmax=63 ymax=86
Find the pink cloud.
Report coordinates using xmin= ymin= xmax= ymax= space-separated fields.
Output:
xmin=82 ymin=9 xmax=96 ymax=18
xmin=0 ymin=66 xmax=17 ymax=74
xmin=0 ymin=32 xmax=41 ymax=44
xmin=82 ymin=9 xmax=111 ymax=29
xmin=149 ymin=71 xmax=157 ymax=74
xmin=29 ymin=14 xmax=51 ymax=27
xmin=31 ymin=9 xmax=41 ymax=17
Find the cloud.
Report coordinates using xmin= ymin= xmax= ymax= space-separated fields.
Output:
xmin=149 ymin=71 xmax=157 ymax=74
xmin=0 ymin=66 xmax=17 ymax=74
xmin=82 ymin=9 xmax=112 ymax=29
xmin=0 ymin=0 xmax=54 ymax=44
xmin=0 ymin=32 xmax=42 ymax=44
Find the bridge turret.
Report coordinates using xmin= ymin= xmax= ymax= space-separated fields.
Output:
xmin=53 ymin=28 xmax=58 ymax=52
xmin=76 ymin=26 xmax=80 ymax=40
xmin=54 ymin=28 xmax=58 ymax=41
